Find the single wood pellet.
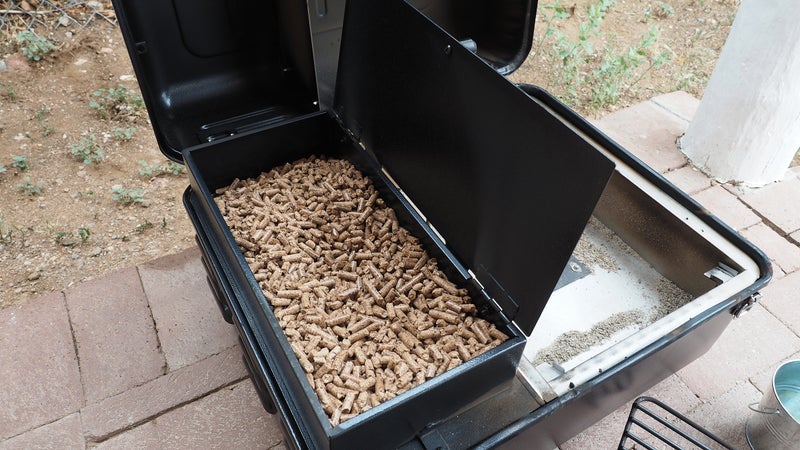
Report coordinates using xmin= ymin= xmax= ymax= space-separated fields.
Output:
xmin=215 ymin=156 xmax=508 ymax=426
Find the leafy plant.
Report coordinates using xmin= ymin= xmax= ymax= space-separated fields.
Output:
xmin=644 ymin=1 xmax=674 ymax=20
xmin=0 ymin=164 xmax=6 ymax=175
xmin=34 ymin=106 xmax=55 ymax=137
xmin=15 ymin=30 xmax=56 ymax=62
xmin=135 ymin=219 xmax=153 ymax=233
xmin=110 ymin=185 xmax=145 ymax=205
xmin=535 ymin=0 xmax=671 ymax=110
xmin=138 ymin=160 xmax=186 ymax=178
xmin=17 ymin=177 xmax=43 ymax=195
xmin=34 ymin=106 xmax=49 ymax=121
xmin=590 ymin=26 xmax=672 ymax=108
xmin=54 ymin=230 xmax=71 ymax=244
xmin=70 ymin=135 xmax=104 ymax=164
xmin=78 ymin=227 xmax=92 ymax=242
xmin=539 ymin=0 xmax=615 ymax=104
xmin=0 ymin=215 xmax=13 ymax=243
xmin=112 ymin=126 xmax=137 ymax=141
xmin=89 ymin=86 xmax=144 ymax=119
xmin=11 ymin=155 xmax=28 ymax=172
xmin=1 ymin=82 xmax=17 ymax=101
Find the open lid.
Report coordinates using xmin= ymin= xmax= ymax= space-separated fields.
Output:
xmin=335 ymin=0 xmax=616 ymax=334
xmin=112 ymin=0 xmax=538 ymax=161
xmin=308 ymin=0 xmax=538 ymax=108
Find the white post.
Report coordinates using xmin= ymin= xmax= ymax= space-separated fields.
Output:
xmin=679 ymin=0 xmax=800 ymax=187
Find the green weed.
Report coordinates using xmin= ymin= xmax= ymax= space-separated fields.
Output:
xmin=17 ymin=177 xmax=43 ymax=195
xmin=135 ymin=219 xmax=153 ymax=233
xmin=535 ymin=0 xmax=671 ymax=110
xmin=138 ymin=160 xmax=186 ymax=178
xmin=15 ymin=30 xmax=56 ymax=62
xmin=78 ymin=227 xmax=92 ymax=242
xmin=110 ymin=185 xmax=145 ymax=205
xmin=1 ymin=82 xmax=17 ymax=101
xmin=70 ymin=135 xmax=104 ymax=164
xmin=539 ymin=0 xmax=615 ymax=104
xmin=590 ymin=27 xmax=672 ymax=108
xmin=11 ymin=155 xmax=28 ymax=172
xmin=54 ymin=230 xmax=71 ymax=244
xmin=112 ymin=126 xmax=137 ymax=141
xmin=34 ymin=106 xmax=55 ymax=137
xmin=644 ymin=1 xmax=674 ymax=21
xmin=0 ymin=215 xmax=13 ymax=243
xmin=89 ymin=86 xmax=144 ymax=120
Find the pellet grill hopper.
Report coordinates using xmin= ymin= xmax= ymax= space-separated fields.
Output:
xmin=111 ymin=0 xmax=771 ymax=448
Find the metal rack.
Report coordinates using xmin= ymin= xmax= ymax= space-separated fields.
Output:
xmin=619 ymin=397 xmax=735 ymax=450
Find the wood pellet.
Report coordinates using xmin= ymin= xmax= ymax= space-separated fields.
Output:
xmin=215 ymin=156 xmax=508 ymax=426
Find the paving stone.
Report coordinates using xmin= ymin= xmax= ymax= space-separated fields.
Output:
xmin=685 ymin=382 xmax=762 ymax=450
xmin=66 ymin=267 xmax=165 ymax=404
xmin=741 ymin=223 xmax=800 ymax=274
xmin=691 ymin=185 xmax=762 ymax=231
xmin=562 ymin=375 xmax=699 ymax=450
xmin=93 ymin=422 xmax=161 ymax=450
xmin=154 ymin=379 xmax=284 ymax=449
xmin=749 ymin=352 xmax=800 ymax=397
xmin=791 ymin=229 xmax=800 ymax=246
xmin=82 ymin=346 xmax=247 ymax=441
xmin=139 ymin=246 xmax=238 ymax=371
xmin=651 ymin=91 xmax=700 ymax=123
xmin=0 ymin=292 xmax=83 ymax=440
xmin=560 ymin=405 xmax=628 ymax=450
xmin=664 ymin=165 xmax=713 ymax=195
xmin=0 ymin=413 xmax=83 ymax=449
xmin=594 ymin=100 xmax=688 ymax=174
xmin=740 ymin=177 xmax=800 ymax=235
xmin=759 ymin=270 xmax=800 ymax=336
xmin=677 ymin=304 xmax=800 ymax=401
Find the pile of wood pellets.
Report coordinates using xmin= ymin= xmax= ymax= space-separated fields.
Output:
xmin=215 ymin=156 xmax=508 ymax=426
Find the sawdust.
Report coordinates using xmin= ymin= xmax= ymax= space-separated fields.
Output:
xmin=534 ymin=310 xmax=646 ymax=365
xmin=572 ymin=217 xmax=639 ymax=273
xmin=651 ymin=277 xmax=694 ymax=320
xmin=540 ymin=216 xmax=695 ymax=366
xmin=573 ymin=235 xmax=618 ymax=273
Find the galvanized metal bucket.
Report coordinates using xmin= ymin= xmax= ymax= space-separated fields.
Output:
xmin=746 ymin=360 xmax=800 ymax=450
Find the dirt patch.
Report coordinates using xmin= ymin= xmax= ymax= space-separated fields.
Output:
xmin=1 ymin=0 xmax=740 ymax=308
xmin=0 ymin=23 xmax=194 ymax=307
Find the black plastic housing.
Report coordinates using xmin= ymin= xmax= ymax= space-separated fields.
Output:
xmin=111 ymin=0 xmax=537 ymax=161
xmin=183 ymin=89 xmax=771 ymax=449
xmin=183 ymin=111 xmax=528 ymax=450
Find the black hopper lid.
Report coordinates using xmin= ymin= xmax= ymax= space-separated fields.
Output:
xmin=113 ymin=0 xmax=538 ymax=161
xmin=334 ymin=0 xmax=616 ymax=334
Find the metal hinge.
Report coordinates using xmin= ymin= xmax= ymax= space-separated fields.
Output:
xmin=731 ymin=292 xmax=761 ymax=318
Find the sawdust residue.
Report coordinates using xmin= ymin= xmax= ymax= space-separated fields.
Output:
xmin=572 ymin=217 xmax=639 ymax=273
xmin=651 ymin=277 xmax=694 ymax=320
xmin=534 ymin=310 xmax=646 ymax=365
xmin=573 ymin=237 xmax=619 ymax=273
